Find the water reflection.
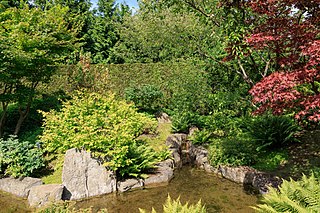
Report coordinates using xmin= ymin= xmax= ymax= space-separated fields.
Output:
xmin=76 ymin=167 xmax=258 ymax=213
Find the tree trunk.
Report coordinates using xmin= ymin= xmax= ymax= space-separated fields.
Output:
xmin=14 ymin=105 xmax=30 ymax=135
xmin=0 ymin=102 xmax=8 ymax=138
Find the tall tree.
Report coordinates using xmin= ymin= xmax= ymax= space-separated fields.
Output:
xmin=110 ymin=4 xmax=214 ymax=63
xmin=86 ymin=0 xmax=129 ymax=63
xmin=0 ymin=4 xmax=78 ymax=136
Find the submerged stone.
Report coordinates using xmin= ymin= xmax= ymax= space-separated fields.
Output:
xmin=0 ymin=177 xmax=42 ymax=198
xmin=28 ymin=184 xmax=64 ymax=207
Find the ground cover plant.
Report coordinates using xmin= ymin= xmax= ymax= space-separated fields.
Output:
xmin=0 ymin=135 xmax=44 ymax=177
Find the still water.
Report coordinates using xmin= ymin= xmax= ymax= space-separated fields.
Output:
xmin=0 ymin=167 xmax=259 ymax=213
xmin=76 ymin=167 xmax=259 ymax=213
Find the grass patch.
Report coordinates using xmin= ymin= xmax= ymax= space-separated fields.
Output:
xmin=139 ymin=122 xmax=172 ymax=153
xmin=41 ymin=165 xmax=63 ymax=184
xmin=40 ymin=155 xmax=64 ymax=184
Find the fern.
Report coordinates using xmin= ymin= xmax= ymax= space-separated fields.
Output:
xmin=254 ymin=174 xmax=320 ymax=212
xmin=139 ymin=195 xmax=206 ymax=213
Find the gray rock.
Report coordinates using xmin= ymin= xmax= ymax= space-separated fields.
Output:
xmin=193 ymin=146 xmax=210 ymax=168
xmin=0 ymin=177 xmax=42 ymax=197
xmin=188 ymin=126 xmax=199 ymax=136
xmin=157 ymin=113 xmax=171 ymax=123
xmin=144 ymin=159 xmax=174 ymax=187
xmin=28 ymin=184 xmax=64 ymax=207
xmin=252 ymin=173 xmax=283 ymax=194
xmin=156 ymin=159 xmax=174 ymax=169
xmin=144 ymin=168 xmax=174 ymax=187
xmin=165 ymin=134 xmax=187 ymax=149
xmin=218 ymin=166 xmax=257 ymax=184
xmin=62 ymin=148 xmax=116 ymax=200
xmin=117 ymin=179 xmax=143 ymax=192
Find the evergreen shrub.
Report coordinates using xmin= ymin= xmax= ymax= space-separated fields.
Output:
xmin=124 ymin=84 xmax=163 ymax=113
xmin=40 ymin=91 xmax=161 ymax=178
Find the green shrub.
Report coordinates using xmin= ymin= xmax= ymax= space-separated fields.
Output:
xmin=40 ymin=91 xmax=160 ymax=178
xmin=0 ymin=135 xmax=44 ymax=177
xmin=139 ymin=196 xmax=206 ymax=213
xmin=253 ymin=150 xmax=288 ymax=172
xmin=243 ymin=114 xmax=301 ymax=151
xmin=171 ymin=111 xmax=197 ymax=133
xmin=124 ymin=84 xmax=164 ymax=113
xmin=189 ymin=129 xmax=213 ymax=145
xmin=208 ymin=136 xmax=257 ymax=167
xmin=254 ymin=174 xmax=320 ymax=212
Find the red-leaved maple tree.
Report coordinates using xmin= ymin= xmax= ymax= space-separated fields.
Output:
xmin=247 ymin=0 xmax=320 ymax=122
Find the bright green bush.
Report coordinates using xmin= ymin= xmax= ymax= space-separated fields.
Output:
xmin=124 ymin=84 xmax=164 ymax=113
xmin=139 ymin=196 xmax=206 ymax=213
xmin=254 ymin=174 xmax=320 ymax=212
xmin=40 ymin=91 xmax=160 ymax=178
xmin=242 ymin=114 xmax=301 ymax=151
xmin=0 ymin=135 xmax=44 ymax=177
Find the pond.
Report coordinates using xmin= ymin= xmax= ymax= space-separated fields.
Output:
xmin=0 ymin=167 xmax=259 ymax=212
xmin=76 ymin=167 xmax=259 ymax=213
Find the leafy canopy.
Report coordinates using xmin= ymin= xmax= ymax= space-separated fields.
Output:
xmin=0 ymin=3 xmax=78 ymax=136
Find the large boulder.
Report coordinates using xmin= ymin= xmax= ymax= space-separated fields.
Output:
xmin=218 ymin=166 xmax=257 ymax=184
xmin=28 ymin=184 xmax=64 ymax=207
xmin=144 ymin=159 xmax=174 ymax=187
xmin=62 ymin=148 xmax=116 ymax=200
xmin=193 ymin=146 xmax=214 ymax=172
xmin=166 ymin=134 xmax=188 ymax=168
xmin=0 ymin=177 xmax=42 ymax=197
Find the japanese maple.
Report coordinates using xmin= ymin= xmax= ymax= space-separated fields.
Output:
xmin=247 ymin=0 xmax=320 ymax=122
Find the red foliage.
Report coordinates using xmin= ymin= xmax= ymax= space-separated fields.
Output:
xmin=247 ymin=0 xmax=320 ymax=121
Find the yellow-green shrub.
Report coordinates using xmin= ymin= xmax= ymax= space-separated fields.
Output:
xmin=40 ymin=91 xmax=159 ymax=178
xmin=139 ymin=196 xmax=206 ymax=213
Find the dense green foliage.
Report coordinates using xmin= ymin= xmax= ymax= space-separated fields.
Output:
xmin=48 ymin=61 xmax=212 ymax=114
xmin=243 ymin=114 xmax=301 ymax=151
xmin=254 ymin=174 xmax=320 ymax=212
xmin=139 ymin=196 xmax=206 ymax=213
xmin=125 ymin=84 xmax=164 ymax=114
xmin=208 ymin=136 xmax=257 ymax=167
xmin=40 ymin=91 xmax=162 ymax=178
xmin=0 ymin=135 xmax=44 ymax=177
